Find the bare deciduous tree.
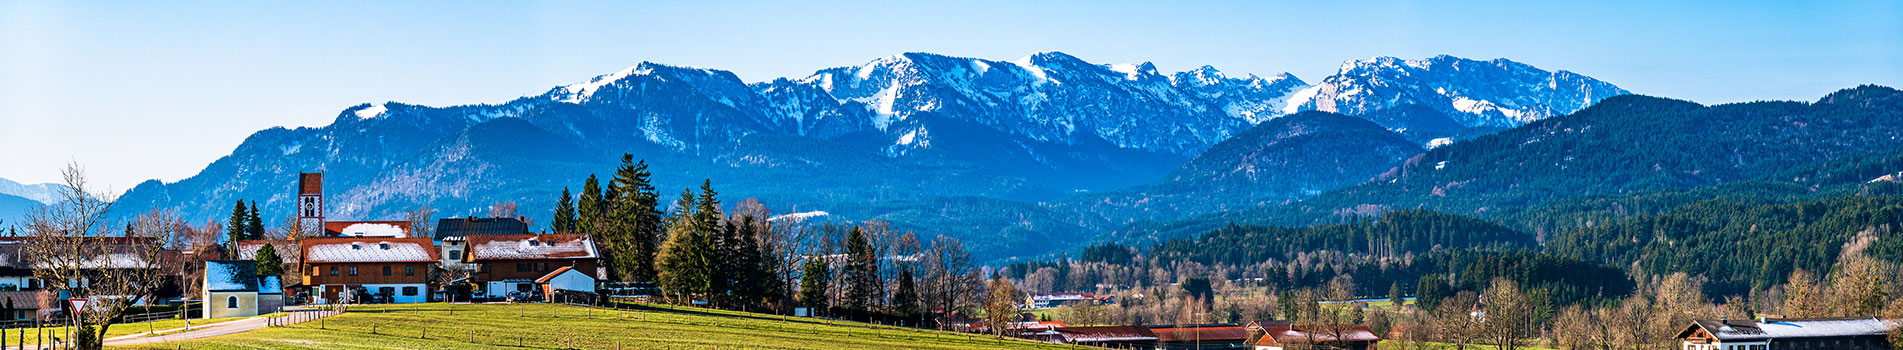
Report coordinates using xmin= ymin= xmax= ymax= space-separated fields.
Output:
xmin=23 ymin=164 xmax=175 ymax=350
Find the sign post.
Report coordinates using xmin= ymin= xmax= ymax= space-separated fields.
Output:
xmin=67 ymin=298 xmax=87 ymax=348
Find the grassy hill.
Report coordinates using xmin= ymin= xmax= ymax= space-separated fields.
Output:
xmin=109 ymin=303 xmax=1075 ymax=350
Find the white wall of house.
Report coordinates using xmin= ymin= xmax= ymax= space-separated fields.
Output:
xmin=484 ymin=280 xmax=535 ymax=299
xmin=544 ymin=269 xmax=594 ymax=294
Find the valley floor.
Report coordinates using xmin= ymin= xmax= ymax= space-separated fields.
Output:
xmin=107 ymin=303 xmax=1075 ymax=350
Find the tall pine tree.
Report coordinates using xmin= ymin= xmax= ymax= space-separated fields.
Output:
xmin=606 ymin=155 xmax=664 ymax=283
xmin=226 ymin=200 xmax=248 ymax=246
xmin=577 ymin=175 xmax=603 ymax=234
xmin=246 ymin=202 xmax=264 ymax=240
xmin=552 ymin=187 xmax=575 ymax=233
xmin=799 ymin=258 xmax=831 ymax=309
xmin=842 ymin=226 xmax=882 ymax=311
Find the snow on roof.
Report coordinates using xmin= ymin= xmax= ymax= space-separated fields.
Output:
xmin=1689 ymin=318 xmax=1895 ymax=341
xmin=466 ymin=234 xmax=597 ymax=261
xmin=1258 ymin=325 xmax=1382 ymax=344
xmin=324 ymin=221 xmax=412 ymax=238
xmin=302 ymin=238 xmax=437 ymax=263
xmin=205 ymin=260 xmax=259 ymax=292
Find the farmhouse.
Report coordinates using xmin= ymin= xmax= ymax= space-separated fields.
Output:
xmin=300 ymin=237 xmax=437 ymax=304
xmin=462 ymin=233 xmax=601 ymax=300
xmin=1676 ymin=317 xmax=1896 ymax=350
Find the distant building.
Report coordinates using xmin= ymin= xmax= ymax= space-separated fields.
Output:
xmin=1149 ymin=324 xmax=1252 ymax=350
xmin=1026 ymin=292 xmax=1097 ymax=309
xmin=1252 ymin=324 xmax=1381 ymax=350
xmin=432 ymin=217 xmax=531 ymax=270
xmin=461 ymin=233 xmax=601 ymax=299
xmin=1053 ymin=325 xmax=1158 ymax=349
xmin=202 ymin=260 xmax=282 ymax=319
xmin=1677 ymin=317 xmax=1896 ymax=350
xmin=300 ymin=237 xmax=437 ymax=304
xmin=322 ymin=221 xmax=413 ymax=238
xmin=535 ymin=266 xmax=596 ymax=303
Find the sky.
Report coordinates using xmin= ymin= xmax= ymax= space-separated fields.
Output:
xmin=2 ymin=0 xmax=1899 ymax=191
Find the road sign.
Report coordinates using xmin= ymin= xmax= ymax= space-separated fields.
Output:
xmin=67 ymin=298 xmax=87 ymax=319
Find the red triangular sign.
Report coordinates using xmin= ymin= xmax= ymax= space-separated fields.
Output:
xmin=67 ymin=298 xmax=87 ymax=318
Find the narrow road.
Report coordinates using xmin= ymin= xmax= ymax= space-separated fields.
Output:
xmin=101 ymin=307 xmax=338 ymax=346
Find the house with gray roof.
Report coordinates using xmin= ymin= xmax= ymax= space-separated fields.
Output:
xmin=203 ymin=260 xmax=282 ymax=319
xmin=1677 ymin=317 xmax=1897 ymax=350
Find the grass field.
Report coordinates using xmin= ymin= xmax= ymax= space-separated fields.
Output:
xmin=109 ymin=303 xmax=1080 ymax=349
xmin=0 ymin=312 xmax=281 ymax=347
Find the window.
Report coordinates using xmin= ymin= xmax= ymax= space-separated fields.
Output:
xmin=378 ymin=287 xmax=394 ymax=297
xmin=379 ymin=243 xmax=390 ymax=250
xmin=348 ymin=266 xmax=358 ymax=276
xmin=448 ymin=250 xmax=462 ymax=260
xmin=538 ymin=262 xmax=548 ymax=271
xmin=402 ymin=286 xmax=417 ymax=296
xmin=226 ymin=295 xmax=239 ymax=309
xmin=330 ymin=267 xmax=339 ymax=276
xmin=517 ymin=263 xmax=530 ymax=272
xmin=405 ymin=266 xmax=415 ymax=276
xmin=383 ymin=266 xmax=392 ymax=276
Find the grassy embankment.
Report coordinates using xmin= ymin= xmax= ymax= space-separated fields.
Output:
xmin=110 ymin=303 xmax=1083 ymax=350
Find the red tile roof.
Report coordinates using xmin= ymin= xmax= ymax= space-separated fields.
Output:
xmin=1055 ymin=326 xmax=1158 ymax=342
xmin=1151 ymin=325 xmax=1252 ymax=342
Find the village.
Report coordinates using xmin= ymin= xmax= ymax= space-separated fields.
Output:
xmin=0 ymin=170 xmax=1891 ymax=350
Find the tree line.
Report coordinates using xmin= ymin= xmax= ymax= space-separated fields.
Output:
xmin=548 ymin=155 xmax=984 ymax=326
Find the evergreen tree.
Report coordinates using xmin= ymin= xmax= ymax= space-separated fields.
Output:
xmin=656 ymin=187 xmax=717 ymax=303
xmin=893 ymin=267 xmax=920 ymax=315
xmin=799 ymin=258 xmax=831 ymax=309
xmin=226 ymin=200 xmax=247 ymax=245
xmin=552 ymin=187 xmax=575 ymax=233
xmin=246 ymin=202 xmax=264 ymax=240
xmin=843 ymin=226 xmax=882 ymax=311
xmin=606 ymin=156 xmax=664 ymax=283
xmin=254 ymin=244 xmax=284 ymax=277
xmin=577 ymin=174 xmax=603 ymax=234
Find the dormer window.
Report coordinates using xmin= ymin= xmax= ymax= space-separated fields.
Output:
xmin=379 ymin=243 xmax=391 ymax=250
xmin=351 ymin=243 xmax=362 ymax=250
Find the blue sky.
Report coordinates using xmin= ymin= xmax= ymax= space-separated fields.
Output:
xmin=2 ymin=0 xmax=1899 ymax=190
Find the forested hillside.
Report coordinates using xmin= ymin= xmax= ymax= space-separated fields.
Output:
xmin=1118 ymin=86 xmax=1903 ymax=243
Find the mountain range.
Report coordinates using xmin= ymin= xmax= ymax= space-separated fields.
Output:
xmin=91 ymin=52 xmax=1629 ymax=260
xmin=1114 ymin=85 xmax=1903 ymax=245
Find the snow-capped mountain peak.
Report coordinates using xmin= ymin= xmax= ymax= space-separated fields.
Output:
xmin=1288 ymin=55 xmax=1628 ymax=136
